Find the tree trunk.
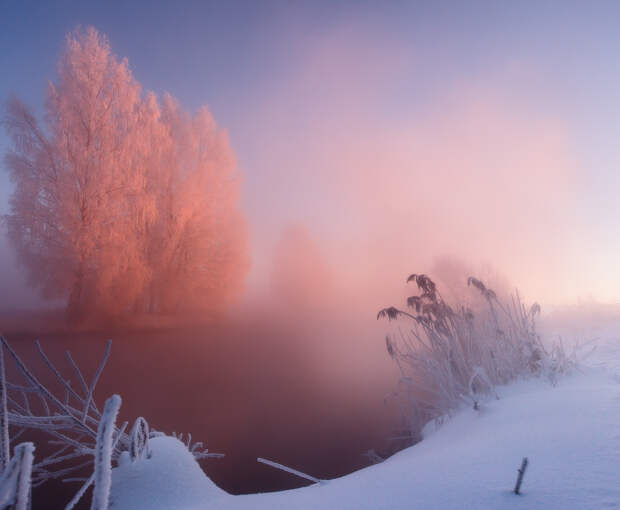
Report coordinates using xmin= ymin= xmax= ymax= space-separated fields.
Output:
xmin=66 ymin=269 xmax=85 ymax=322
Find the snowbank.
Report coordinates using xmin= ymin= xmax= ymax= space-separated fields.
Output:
xmin=110 ymin=340 xmax=620 ymax=509
xmin=109 ymin=436 xmax=227 ymax=509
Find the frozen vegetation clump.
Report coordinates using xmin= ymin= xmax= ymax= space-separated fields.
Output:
xmin=378 ymin=274 xmax=573 ymax=440
xmin=0 ymin=335 xmax=222 ymax=509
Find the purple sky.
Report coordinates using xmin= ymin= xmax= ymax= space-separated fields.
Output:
xmin=3 ymin=1 xmax=620 ymax=306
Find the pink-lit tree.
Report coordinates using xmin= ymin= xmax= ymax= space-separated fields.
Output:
xmin=3 ymin=27 xmax=248 ymax=320
xmin=148 ymin=94 xmax=248 ymax=314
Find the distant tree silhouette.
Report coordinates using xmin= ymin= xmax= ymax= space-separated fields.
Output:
xmin=3 ymin=27 xmax=248 ymax=320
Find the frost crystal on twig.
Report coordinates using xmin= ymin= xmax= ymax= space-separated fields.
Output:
xmin=91 ymin=395 xmax=121 ymax=510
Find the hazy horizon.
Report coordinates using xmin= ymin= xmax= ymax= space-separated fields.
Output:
xmin=3 ymin=1 xmax=620 ymax=312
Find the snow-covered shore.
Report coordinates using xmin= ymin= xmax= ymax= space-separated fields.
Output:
xmin=110 ymin=338 xmax=620 ymax=509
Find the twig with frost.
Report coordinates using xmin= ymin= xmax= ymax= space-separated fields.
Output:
xmin=171 ymin=431 xmax=224 ymax=460
xmin=91 ymin=395 xmax=121 ymax=510
xmin=0 ymin=442 xmax=35 ymax=510
xmin=192 ymin=450 xmax=225 ymax=460
xmin=129 ymin=417 xmax=150 ymax=461
xmin=0 ymin=336 xmax=130 ymax=488
xmin=0 ymin=336 xmax=98 ymax=437
xmin=0 ymin=347 xmax=9 ymax=472
xmin=64 ymin=420 xmax=127 ymax=510
xmin=257 ymin=457 xmax=324 ymax=485
xmin=81 ymin=342 xmax=110 ymax=424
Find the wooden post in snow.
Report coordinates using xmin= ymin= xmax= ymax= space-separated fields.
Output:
xmin=513 ymin=457 xmax=528 ymax=495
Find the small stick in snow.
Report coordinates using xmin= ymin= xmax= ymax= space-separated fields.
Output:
xmin=64 ymin=421 xmax=127 ymax=510
xmin=257 ymin=457 xmax=324 ymax=485
xmin=513 ymin=457 xmax=528 ymax=495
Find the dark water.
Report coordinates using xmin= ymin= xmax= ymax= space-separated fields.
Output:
xmin=2 ymin=310 xmax=402 ymax=509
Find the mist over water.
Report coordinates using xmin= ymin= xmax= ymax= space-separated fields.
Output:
xmin=3 ymin=231 xmax=618 ymax=509
xmin=2 ymin=298 xmax=400 ymax=508
xmin=0 ymin=169 xmax=603 ymax=510
xmin=4 ymin=4 xmax=620 ymax=509
xmin=0 ymin=216 xmax=410 ymax=506
xmin=0 ymin=235 xmax=549 ymax=510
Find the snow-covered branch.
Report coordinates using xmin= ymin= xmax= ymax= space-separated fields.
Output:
xmin=0 ymin=442 xmax=34 ymax=510
xmin=0 ymin=334 xmax=222 ymax=509
xmin=91 ymin=395 xmax=121 ymax=510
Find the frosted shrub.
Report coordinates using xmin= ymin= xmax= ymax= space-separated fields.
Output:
xmin=378 ymin=274 xmax=553 ymax=438
xmin=0 ymin=335 xmax=221 ymax=508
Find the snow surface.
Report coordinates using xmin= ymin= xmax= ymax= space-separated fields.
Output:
xmin=109 ymin=336 xmax=620 ymax=509
xmin=109 ymin=436 xmax=227 ymax=509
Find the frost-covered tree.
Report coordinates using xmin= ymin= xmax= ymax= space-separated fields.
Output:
xmin=147 ymin=94 xmax=248 ymax=314
xmin=2 ymin=27 xmax=248 ymax=320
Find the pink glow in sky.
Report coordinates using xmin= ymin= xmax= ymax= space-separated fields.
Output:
xmin=239 ymin=27 xmax=582 ymax=308
xmin=3 ymin=2 xmax=620 ymax=310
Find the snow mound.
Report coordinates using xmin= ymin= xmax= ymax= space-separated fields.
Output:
xmin=109 ymin=436 xmax=227 ymax=509
xmin=205 ymin=368 xmax=620 ymax=510
xmin=110 ymin=337 xmax=620 ymax=509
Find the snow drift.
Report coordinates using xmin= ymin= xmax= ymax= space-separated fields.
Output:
xmin=108 ymin=336 xmax=620 ymax=509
